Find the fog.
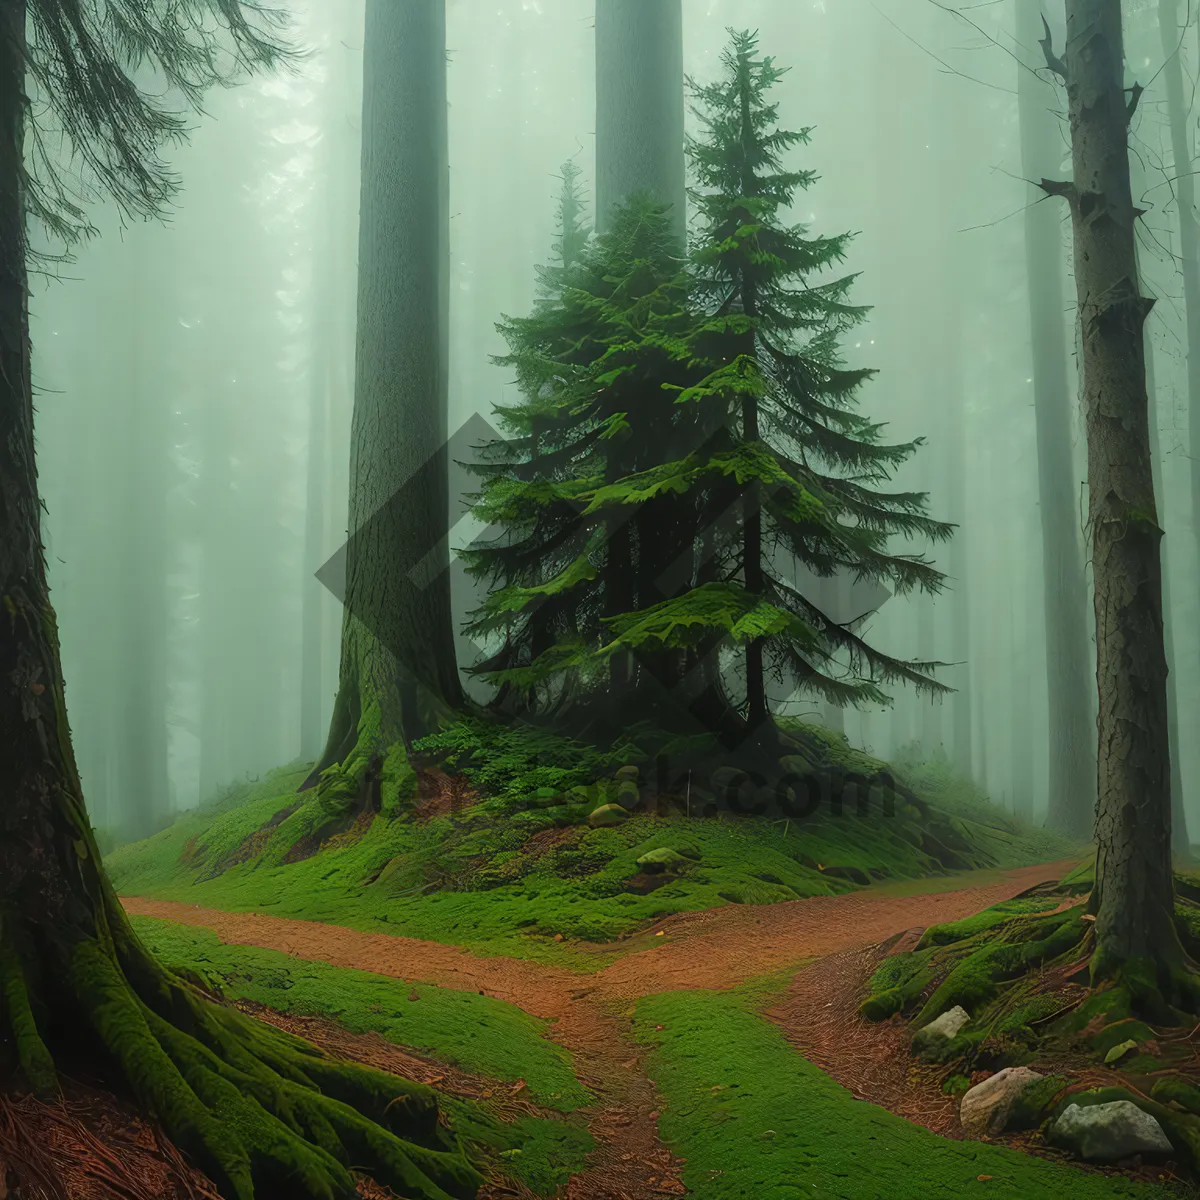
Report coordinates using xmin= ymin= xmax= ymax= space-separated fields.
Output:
xmin=29 ymin=0 xmax=1198 ymax=841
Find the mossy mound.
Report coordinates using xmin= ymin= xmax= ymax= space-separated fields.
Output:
xmin=107 ymin=720 xmax=1074 ymax=964
xmin=633 ymin=981 xmax=1159 ymax=1198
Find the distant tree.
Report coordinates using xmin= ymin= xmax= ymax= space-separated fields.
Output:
xmin=1040 ymin=4 xmax=1190 ymax=999
xmin=0 ymin=2 xmax=479 ymax=1195
xmin=307 ymin=0 xmax=463 ymax=794
xmin=1154 ymin=0 xmax=1195 ymax=854
xmin=1015 ymin=0 xmax=1095 ymax=840
xmin=594 ymin=0 xmax=686 ymax=241
xmin=683 ymin=29 xmax=952 ymax=741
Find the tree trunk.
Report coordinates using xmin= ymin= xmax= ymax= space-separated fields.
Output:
xmin=118 ymin=249 xmax=170 ymax=838
xmin=1158 ymin=0 xmax=1200 ymax=633
xmin=312 ymin=0 xmax=462 ymax=784
xmin=1143 ymin=286 xmax=1190 ymax=854
xmin=1046 ymin=0 xmax=1184 ymax=989
xmin=1156 ymin=0 xmax=1196 ymax=855
xmin=1017 ymin=0 xmax=1096 ymax=840
xmin=0 ymin=5 xmax=480 ymax=1193
xmin=300 ymin=213 xmax=334 ymax=762
xmin=594 ymin=0 xmax=685 ymax=243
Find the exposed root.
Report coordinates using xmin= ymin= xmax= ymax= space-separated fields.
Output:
xmin=0 ymin=900 xmax=482 ymax=1200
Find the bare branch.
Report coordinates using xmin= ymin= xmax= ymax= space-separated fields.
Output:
xmin=1040 ymin=15 xmax=1067 ymax=79
xmin=1038 ymin=177 xmax=1076 ymax=201
xmin=1126 ymin=82 xmax=1144 ymax=122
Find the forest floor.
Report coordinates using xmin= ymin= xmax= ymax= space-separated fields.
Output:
xmin=111 ymin=857 xmax=1173 ymax=1199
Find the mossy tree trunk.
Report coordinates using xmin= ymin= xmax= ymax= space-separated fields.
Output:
xmin=1041 ymin=2 xmax=1186 ymax=993
xmin=309 ymin=0 xmax=462 ymax=791
xmin=0 ymin=6 xmax=477 ymax=1195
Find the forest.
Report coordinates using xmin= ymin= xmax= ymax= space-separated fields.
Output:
xmin=4 ymin=0 xmax=1200 ymax=1197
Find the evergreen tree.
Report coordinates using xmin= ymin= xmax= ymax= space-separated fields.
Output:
xmin=468 ymin=34 xmax=954 ymax=748
xmin=677 ymin=29 xmax=953 ymax=736
xmin=464 ymin=188 xmax=701 ymax=728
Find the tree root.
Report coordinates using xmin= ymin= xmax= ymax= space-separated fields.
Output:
xmin=1 ymin=898 xmax=482 ymax=1200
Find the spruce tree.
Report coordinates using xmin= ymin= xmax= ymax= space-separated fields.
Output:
xmin=674 ymin=28 xmax=953 ymax=736
xmin=464 ymin=187 xmax=701 ymax=727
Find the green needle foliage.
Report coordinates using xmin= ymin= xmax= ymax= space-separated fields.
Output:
xmin=465 ymin=30 xmax=953 ymax=745
xmin=682 ymin=27 xmax=954 ymax=726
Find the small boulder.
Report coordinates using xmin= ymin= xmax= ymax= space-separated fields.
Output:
xmin=636 ymin=847 xmax=694 ymax=874
xmin=587 ymin=803 xmax=629 ymax=828
xmin=959 ymin=1067 xmax=1044 ymax=1139
xmin=913 ymin=1006 xmax=970 ymax=1052
xmin=615 ymin=780 xmax=641 ymax=810
xmin=778 ymin=754 xmax=813 ymax=778
xmin=614 ymin=765 xmax=640 ymax=783
xmin=1049 ymin=1101 xmax=1173 ymax=1162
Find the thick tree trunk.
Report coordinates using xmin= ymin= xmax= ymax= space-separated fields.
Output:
xmin=0 ymin=7 xmax=479 ymax=1194
xmin=594 ymin=0 xmax=685 ymax=243
xmin=1047 ymin=1 xmax=1183 ymax=985
xmin=314 ymin=0 xmax=461 ymax=783
xmin=1143 ymin=292 xmax=1190 ymax=854
xmin=1017 ymin=0 xmax=1096 ymax=840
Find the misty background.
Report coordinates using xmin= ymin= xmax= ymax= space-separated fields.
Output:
xmin=30 ymin=0 xmax=1196 ymax=839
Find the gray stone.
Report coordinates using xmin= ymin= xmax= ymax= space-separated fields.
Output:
xmin=913 ymin=1005 xmax=970 ymax=1050
xmin=959 ymin=1067 xmax=1043 ymax=1139
xmin=1049 ymin=1101 xmax=1173 ymax=1162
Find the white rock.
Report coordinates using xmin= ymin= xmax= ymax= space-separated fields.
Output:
xmin=919 ymin=1005 xmax=970 ymax=1042
xmin=959 ymin=1067 xmax=1043 ymax=1138
xmin=1050 ymin=1101 xmax=1173 ymax=1162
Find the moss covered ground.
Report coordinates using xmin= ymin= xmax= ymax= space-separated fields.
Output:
xmin=106 ymin=726 xmax=1074 ymax=968
xmin=131 ymin=916 xmax=590 ymax=1111
xmin=633 ymin=981 xmax=1164 ymax=1199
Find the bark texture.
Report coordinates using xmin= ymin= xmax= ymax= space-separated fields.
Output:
xmin=1046 ymin=1 xmax=1183 ymax=983
xmin=1017 ymin=0 xmax=1096 ymax=840
xmin=313 ymin=0 xmax=461 ymax=784
xmin=594 ymin=0 xmax=686 ymax=242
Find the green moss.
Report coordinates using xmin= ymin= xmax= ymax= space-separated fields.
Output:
xmin=632 ymin=985 xmax=1160 ymax=1198
xmin=1007 ymin=1074 xmax=1072 ymax=1130
xmin=917 ymin=896 xmax=1063 ymax=949
xmin=942 ymin=1073 xmax=970 ymax=1096
xmin=1151 ymin=1075 xmax=1200 ymax=1115
xmin=131 ymin=917 xmax=590 ymax=1111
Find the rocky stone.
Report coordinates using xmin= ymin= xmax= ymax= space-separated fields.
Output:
xmin=614 ymin=765 xmax=639 ymax=783
xmin=615 ymin=780 xmax=641 ymax=810
xmin=635 ymin=847 xmax=694 ymax=874
xmin=959 ymin=1067 xmax=1044 ymax=1139
xmin=1049 ymin=1101 xmax=1173 ymax=1162
xmin=913 ymin=1006 xmax=970 ymax=1052
xmin=587 ymin=803 xmax=629 ymax=828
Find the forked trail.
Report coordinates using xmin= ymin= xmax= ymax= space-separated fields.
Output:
xmin=122 ymin=858 xmax=1077 ymax=1200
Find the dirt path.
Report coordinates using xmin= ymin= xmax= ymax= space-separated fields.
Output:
xmin=121 ymin=857 xmax=1076 ymax=1199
